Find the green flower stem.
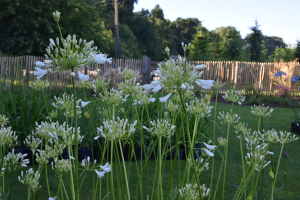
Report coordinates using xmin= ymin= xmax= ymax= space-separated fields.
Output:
xmin=118 ymin=139 xmax=131 ymax=200
xmin=158 ymin=136 xmax=163 ymax=200
xmin=93 ymin=178 xmax=99 ymax=200
xmin=213 ymin=145 xmax=226 ymax=200
xmin=27 ymin=186 xmax=31 ymax=200
xmin=57 ymin=174 xmax=63 ymax=197
xmin=45 ymin=140 xmax=51 ymax=197
xmin=8 ymin=169 xmax=14 ymax=200
xmin=68 ymin=145 xmax=76 ymax=200
xmin=71 ymin=68 xmax=79 ymax=200
xmin=239 ymin=133 xmax=247 ymax=200
xmin=62 ymin=179 xmax=70 ymax=200
xmin=83 ymin=88 xmax=95 ymax=160
xmin=221 ymin=102 xmax=234 ymax=200
xmin=209 ymin=90 xmax=219 ymax=200
xmin=98 ymin=176 xmax=102 ymax=200
xmin=42 ymin=91 xmax=49 ymax=115
xmin=222 ymin=123 xmax=231 ymax=200
xmin=178 ymin=90 xmax=203 ymax=200
xmin=271 ymin=143 xmax=285 ymax=200
xmin=110 ymin=141 xmax=115 ymax=200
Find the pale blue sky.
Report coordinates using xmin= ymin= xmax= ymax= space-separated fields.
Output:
xmin=133 ymin=0 xmax=300 ymax=47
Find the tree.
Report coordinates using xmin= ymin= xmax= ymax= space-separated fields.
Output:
xmin=0 ymin=0 xmax=112 ymax=56
xmin=170 ymin=17 xmax=200 ymax=56
xmin=189 ymin=25 xmax=210 ymax=61
xmin=246 ymin=20 xmax=266 ymax=62
xmin=295 ymin=40 xmax=300 ymax=62
xmin=263 ymin=36 xmax=286 ymax=58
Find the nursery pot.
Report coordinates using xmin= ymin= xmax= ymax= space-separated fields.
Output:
xmin=62 ymin=150 xmax=75 ymax=160
xmin=183 ymin=143 xmax=202 ymax=160
xmin=171 ymin=148 xmax=185 ymax=160
xmin=14 ymin=146 xmax=33 ymax=164
xmin=78 ymin=148 xmax=92 ymax=162
xmin=291 ymin=121 xmax=300 ymax=135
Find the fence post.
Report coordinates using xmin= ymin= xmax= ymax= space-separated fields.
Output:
xmin=142 ymin=56 xmax=151 ymax=85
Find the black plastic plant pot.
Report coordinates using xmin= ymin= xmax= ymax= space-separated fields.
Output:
xmin=62 ymin=150 xmax=75 ymax=160
xmin=78 ymin=148 xmax=92 ymax=162
xmin=14 ymin=146 xmax=33 ymax=164
xmin=171 ymin=149 xmax=185 ymax=160
xmin=183 ymin=144 xmax=203 ymax=160
xmin=291 ymin=121 xmax=300 ymax=135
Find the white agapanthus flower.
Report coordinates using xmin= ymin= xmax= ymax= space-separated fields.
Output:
xmin=81 ymin=101 xmax=90 ymax=108
xmin=195 ymin=79 xmax=214 ymax=90
xmin=3 ymin=149 xmax=30 ymax=172
xmin=100 ymin=163 xmax=111 ymax=172
xmin=218 ymin=111 xmax=240 ymax=124
xmin=159 ymin=93 xmax=172 ymax=102
xmin=186 ymin=96 xmax=213 ymax=117
xmin=52 ymin=93 xmax=82 ymax=118
xmin=18 ymin=168 xmax=41 ymax=192
xmin=223 ymin=89 xmax=245 ymax=105
xmin=95 ymin=169 xmax=106 ymax=178
xmin=0 ymin=114 xmax=9 ymax=128
xmin=143 ymin=119 xmax=175 ymax=138
xmin=96 ymin=117 xmax=137 ymax=141
xmin=34 ymin=67 xmax=49 ymax=79
xmin=0 ymin=126 xmax=18 ymax=147
xmin=251 ymin=104 xmax=273 ymax=118
xmin=51 ymin=159 xmax=70 ymax=174
xmin=179 ymin=183 xmax=210 ymax=199
xmin=78 ymin=71 xmax=89 ymax=81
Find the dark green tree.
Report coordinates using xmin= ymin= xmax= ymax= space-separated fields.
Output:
xmin=263 ymin=36 xmax=286 ymax=58
xmin=0 ymin=0 xmax=112 ymax=56
xmin=246 ymin=20 xmax=266 ymax=62
xmin=189 ymin=25 xmax=210 ymax=61
xmin=295 ymin=40 xmax=300 ymax=62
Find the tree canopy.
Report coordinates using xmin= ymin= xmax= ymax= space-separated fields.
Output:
xmin=0 ymin=1 xmax=297 ymax=62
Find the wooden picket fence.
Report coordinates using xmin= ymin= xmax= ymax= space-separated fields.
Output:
xmin=1 ymin=55 xmax=300 ymax=93
xmin=190 ymin=61 xmax=300 ymax=91
xmin=0 ymin=56 xmax=143 ymax=90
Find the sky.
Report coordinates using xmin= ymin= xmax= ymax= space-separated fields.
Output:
xmin=133 ymin=0 xmax=300 ymax=47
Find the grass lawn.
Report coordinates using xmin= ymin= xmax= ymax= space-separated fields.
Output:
xmin=1 ymin=102 xmax=299 ymax=199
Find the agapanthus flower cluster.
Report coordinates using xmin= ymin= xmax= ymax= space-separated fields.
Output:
xmin=18 ymin=168 xmax=41 ymax=192
xmin=52 ymin=159 xmax=71 ymax=174
xmin=251 ymin=104 xmax=273 ymax=118
xmin=93 ymin=76 xmax=109 ymax=94
xmin=179 ymin=183 xmax=210 ymax=199
xmin=143 ymin=119 xmax=175 ymax=138
xmin=46 ymin=110 xmax=58 ymax=121
xmin=119 ymin=78 xmax=142 ymax=97
xmin=212 ymin=79 xmax=224 ymax=90
xmin=173 ymin=91 xmax=194 ymax=104
xmin=99 ymin=108 xmax=110 ymax=118
xmin=222 ymin=89 xmax=245 ymax=105
xmin=52 ymin=93 xmax=82 ymax=118
xmin=80 ymin=156 xmax=95 ymax=169
xmin=218 ymin=137 xmax=227 ymax=147
xmin=119 ymin=67 xmax=138 ymax=80
xmin=47 ymin=122 xmax=83 ymax=146
xmin=24 ymin=135 xmax=41 ymax=153
xmin=218 ymin=111 xmax=240 ymax=124
xmin=186 ymin=96 xmax=213 ymax=117
xmin=191 ymin=157 xmax=210 ymax=172
xmin=274 ymin=71 xmax=287 ymax=78
xmin=245 ymin=151 xmax=271 ymax=172
xmin=278 ymin=131 xmax=298 ymax=144
xmin=95 ymin=163 xmax=111 ymax=178
xmin=98 ymin=89 xmax=129 ymax=105
xmin=0 ymin=126 xmax=18 ymax=147
xmin=165 ymin=100 xmax=179 ymax=113
xmin=95 ymin=117 xmax=137 ymax=141
xmin=3 ymin=149 xmax=30 ymax=172
xmin=29 ymin=79 xmax=49 ymax=91
xmin=138 ymin=91 xmax=156 ymax=105
xmin=259 ymin=129 xmax=279 ymax=143
xmin=234 ymin=122 xmax=248 ymax=134
xmin=0 ymin=114 xmax=9 ymax=128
